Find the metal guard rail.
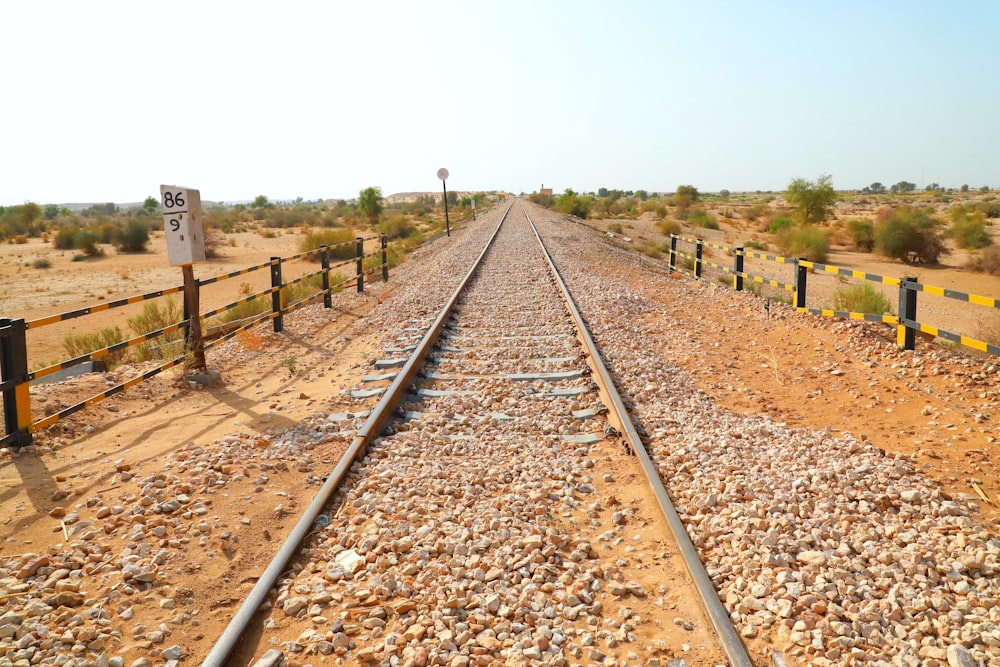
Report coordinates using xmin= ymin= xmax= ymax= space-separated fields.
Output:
xmin=664 ymin=234 xmax=998 ymax=356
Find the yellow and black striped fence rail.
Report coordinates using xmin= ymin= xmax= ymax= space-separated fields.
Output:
xmin=26 ymin=286 xmax=185 ymax=330
xmin=665 ymin=234 xmax=999 ymax=358
xmin=1 ymin=234 xmax=389 ymax=449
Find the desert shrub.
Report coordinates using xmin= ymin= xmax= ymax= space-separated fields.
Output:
xmin=282 ymin=273 xmax=325 ymax=309
xmin=62 ymin=326 xmax=126 ymax=366
xmin=768 ymin=216 xmax=793 ymax=234
xmin=742 ymin=203 xmax=766 ymax=222
xmin=116 ymin=220 xmax=150 ymax=253
xmin=874 ymin=206 xmax=946 ymax=264
xmin=96 ymin=223 xmax=120 ymax=244
xmin=556 ymin=190 xmax=590 ymax=218
xmin=74 ymin=230 xmax=101 ymax=256
xmin=744 ymin=240 xmax=769 ymax=251
xmin=32 ymin=258 xmax=51 ymax=269
xmin=689 ymin=209 xmax=719 ymax=229
xmin=217 ymin=282 xmax=271 ymax=324
xmin=949 ymin=209 xmax=991 ymax=249
xmin=639 ymin=240 xmax=671 ymax=259
xmin=54 ymin=225 xmax=79 ymax=249
xmin=608 ymin=222 xmax=623 ymax=234
xmin=299 ymin=228 xmax=357 ymax=260
xmin=379 ymin=216 xmax=417 ymax=240
xmin=656 ymin=220 xmax=681 ymax=236
xmin=128 ymin=298 xmax=184 ymax=360
xmin=846 ymin=218 xmax=875 ymax=251
xmin=204 ymin=228 xmax=227 ymax=259
xmin=976 ymin=201 xmax=1000 ymax=218
xmin=775 ymin=226 xmax=829 ymax=262
xmin=967 ymin=245 xmax=1000 ymax=275
xmin=831 ymin=283 xmax=893 ymax=314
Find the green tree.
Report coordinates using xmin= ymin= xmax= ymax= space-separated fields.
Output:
xmin=18 ymin=202 xmax=43 ymax=233
xmin=253 ymin=195 xmax=271 ymax=209
xmin=634 ymin=190 xmax=649 ymax=201
xmin=556 ymin=189 xmax=590 ymax=218
xmin=357 ymin=186 xmax=384 ymax=226
xmin=673 ymin=185 xmax=699 ymax=218
xmin=43 ymin=204 xmax=60 ymax=220
xmin=719 ymin=189 xmax=731 ymax=199
xmin=674 ymin=185 xmax=699 ymax=205
xmin=874 ymin=206 xmax=946 ymax=264
xmin=862 ymin=182 xmax=886 ymax=195
xmin=597 ymin=187 xmax=610 ymax=198
xmin=890 ymin=181 xmax=917 ymax=194
xmin=786 ymin=174 xmax=837 ymax=225
xmin=142 ymin=196 xmax=160 ymax=213
xmin=960 ymin=184 xmax=970 ymax=193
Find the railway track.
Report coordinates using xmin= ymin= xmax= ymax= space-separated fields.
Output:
xmin=210 ymin=201 xmax=753 ymax=666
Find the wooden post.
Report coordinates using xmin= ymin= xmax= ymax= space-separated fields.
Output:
xmin=182 ymin=265 xmax=206 ymax=372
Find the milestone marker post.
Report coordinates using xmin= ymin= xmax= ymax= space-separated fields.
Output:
xmin=160 ymin=185 xmax=207 ymax=372
xmin=437 ymin=168 xmax=450 ymax=237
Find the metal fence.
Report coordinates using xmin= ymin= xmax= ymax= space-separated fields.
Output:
xmin=1 ymin=235 xmax=388 ymax=449
xmin=666 ymin=234 xmax=999 ymax=356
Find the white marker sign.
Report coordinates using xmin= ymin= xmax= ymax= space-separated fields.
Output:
xmin=160 ymin=185 xmax=205 ymax=266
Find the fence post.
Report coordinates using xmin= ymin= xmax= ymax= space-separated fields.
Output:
xmin=181 ymin=266 xmax=206 ymax=371
xmin=270 ymin=257 xmax=284 ymax=333
xmin=794 ymin=259 xmax=808 ymax=309
xmin=356 ymin=237 xmax=364 ymax=293
xmin=381 ymin=233 xmax=389 ymax=282
xmin=1 ymin=318 xmax=32 ymax=449
xmin=734 ymin=247 xmax=744 ymax=291
xmin=321 ymin=245 xmax=332 ymax=309
xmin=694 ymin=239 xmax=703 ymax=280
xmin=668 ymin=235 xmax=677 ymax=273
xmin=897 ymin=277 xmax=918 ymax=351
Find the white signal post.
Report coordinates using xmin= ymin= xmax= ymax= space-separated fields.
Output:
xmin=160 ymin=185 xmax=207 ymax=371
xmin=160 ymin=185 xmax=206 ymax=266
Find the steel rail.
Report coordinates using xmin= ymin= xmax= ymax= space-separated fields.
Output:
xmin=200 ymin=200 xmax=515 ymax=667
xmin=521 ymin=200 xmax=755 ymax=667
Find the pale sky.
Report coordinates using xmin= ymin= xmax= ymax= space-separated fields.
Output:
xmin=3 ymin=0 xmax=998 ymax=206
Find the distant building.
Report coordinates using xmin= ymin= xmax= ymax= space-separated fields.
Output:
xmin=540 ymin=184 xmax=553 ymax=197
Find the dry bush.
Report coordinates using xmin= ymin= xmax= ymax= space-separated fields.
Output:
xmin=967 ymin=245 xmax=1000 ymax=275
